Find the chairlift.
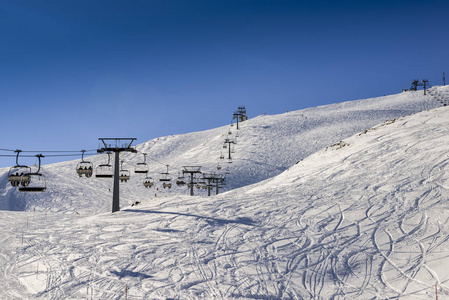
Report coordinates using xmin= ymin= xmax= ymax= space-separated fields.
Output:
xmin=18 ymin=154 xmax=47 ymax=192
xmin=8 ymin=150 xmax=32 ymax=187
xmin=217 ymin=163 xmax=222 ymax=170
xmin=119 ymin=161 xmax=130 ymax=182
xmin=176 ymin=173 xmax=186 ymax=186
xmin=96 ymin=152 xmax=113 ymax=178
xmin=220 ymin=154 xmax=224 ymax=160
xmin=76 ymin=150 xmax=93 ymax=178
xmin=159 ymin=165 xmax=171 ymax=182
xmin=135 ymin=153 xmax=149 ymax=174
xmin=9 ymin=171 xmax=31 ymax=187
xmin=195 ymin=176 xmax=204 ymax=189
xmin=143 ymin=176 xmax=154 ymax=188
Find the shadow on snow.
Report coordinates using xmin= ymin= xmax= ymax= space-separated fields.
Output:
xmin=123 ymin=209 xmax=256 ymax=226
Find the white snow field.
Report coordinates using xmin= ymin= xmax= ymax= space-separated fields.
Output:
xmin=0 ymin=86 xmax=449 ymax=299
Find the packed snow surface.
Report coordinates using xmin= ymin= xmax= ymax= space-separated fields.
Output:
xmin=0 ymin=87 xmax=449 ymax=298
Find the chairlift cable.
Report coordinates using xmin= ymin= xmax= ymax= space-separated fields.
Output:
xmin=1 ymin=148 xmax=98 ymax=156
xmin=20 ymin=149 xmax=97 ymax=153
xmin=45 ymin=153 xmax=96 ymax=157
xmin=145 ymin=155 xmax=168 ymax=167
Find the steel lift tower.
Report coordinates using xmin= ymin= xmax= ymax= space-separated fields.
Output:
xmin=182 ymin=166 xmax=202 ymax=196
xmin=233 ymin=111 xmax=242 ymax=130
xmin=98 ymin=138 xmax=137 ymax=213
xmin=203 ymin=173 xmax=225 ymax=196
xmin=422 ymin=79 xmax=429 ymax=95
xmin=224 ymin=138 xmax=235 ymax=160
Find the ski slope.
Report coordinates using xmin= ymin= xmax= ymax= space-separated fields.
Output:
xmin=0 ymin=87 xmax=448 ymax=298
xmin=0 ymin=88 xmax=442 ymax=213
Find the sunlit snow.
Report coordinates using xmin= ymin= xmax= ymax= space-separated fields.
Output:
xmin=0 ymin=87 xmax=448 ymax=299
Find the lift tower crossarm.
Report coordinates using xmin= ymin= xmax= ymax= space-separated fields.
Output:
xmin=98 ymin=138 xmax=137 ymax=213
xmin=98 ymin=138 xmax=137 ymax=152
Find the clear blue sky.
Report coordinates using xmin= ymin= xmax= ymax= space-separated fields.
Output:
xmin=1 ymin=0 xmax=448 ymax=167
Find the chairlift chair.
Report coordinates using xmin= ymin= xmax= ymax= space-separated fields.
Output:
xmin=19 ymin=173 xmax=46 ymax=192
xmin=159 ymin=165 xmax=172 ymax=188
xmin=76 ymin=150 xmax=93 ymax=178
xmin=120 ymin=171 xmax=130 ymax=182
xmin=196 ymin=177 xmax=206 ymax=188
xmin=176 ymin=173 xmax=186 ymax=186
xmin=159 ymin=165 xmax=171 ymax=182
xmin=217 ymin=163 xmax=222 ymax=170
xmin=8 ymin=150 xmax=31 ymax=187
xmin=143 ymin=176 xmax=154 ymax=188
xmin=119 ymin=161 xmax=130 ymax=182
xmin=8 ymin=170 xmax=31 ymax=187
xmin=18 ymin=154 xmax=47 ymax=192
xmin=135 ymin=153 xmax=149 ymax=174
xmin=96 ymin=164 xmax=113 ymax=178
xmin=96 ymin=152 xmax=113 ymax=178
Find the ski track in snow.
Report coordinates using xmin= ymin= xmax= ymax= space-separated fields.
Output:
xmin=1 ymin=87 xmax=449 ymax=298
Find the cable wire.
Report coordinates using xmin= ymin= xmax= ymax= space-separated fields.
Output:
xmin=20 ymin=149 xmax=98 ymax=153
xmin=146 ymin=155 xmax=168 ymax=167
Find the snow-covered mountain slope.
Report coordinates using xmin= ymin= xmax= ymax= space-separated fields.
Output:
xmin=0 ymin=88 xmax=444 ymax=213
xmin=1 ymin=88 xmax=449 ymax=299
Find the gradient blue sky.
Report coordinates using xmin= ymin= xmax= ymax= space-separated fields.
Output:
xmin=1 ymin=0 xmax=448 ymax=167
